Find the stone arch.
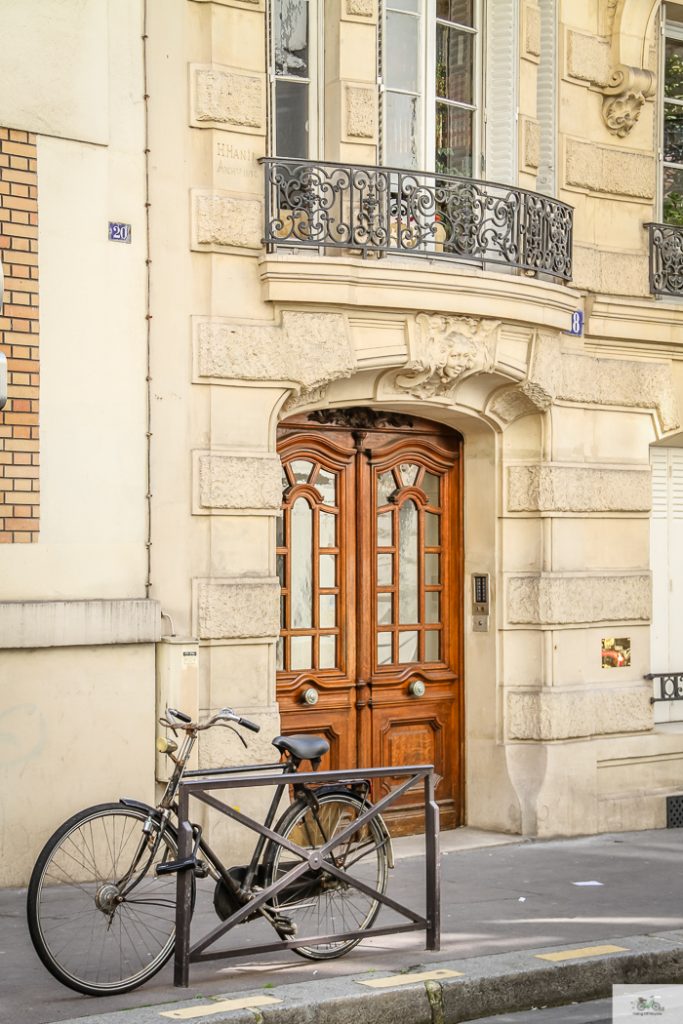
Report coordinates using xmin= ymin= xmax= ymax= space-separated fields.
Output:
xmin=611 ymin=0 xmax=660 ymax=67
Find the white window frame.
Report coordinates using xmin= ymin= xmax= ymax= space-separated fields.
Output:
xmin=268 ymin=0 xmax=323 ymax=160
xmin=659 ymin=8 xmax=683 ymax=220
xmin=380 ymin=0 xmax=483 ymax=176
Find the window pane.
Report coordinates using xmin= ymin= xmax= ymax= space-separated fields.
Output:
xmin=665 ymin=37 xmax=683 ymax=99
xmin=316 ymin=468 xmax=337 ymax=505
xmin=276 ymin=80 xmax=309 ymax=158
xmin=665 ymin=104 xmax=683 ymax=164
xmin=399 ymin=462 xmax=420 ymax=486
xmin=422 ymin=472 xmax=440 ymax=506
xmin=399 ymin=500 xmax=419 ymax=623
xmin=378 ymin=553 xmax=393 ymax=585
xmin=319 ymin=510 xmax=336 ymax=547
xmin=388 ymin=0 xmax=420 ymax=10
xmin=319 ymin=635 xmax=337 ymax=669
xmin=275 ymin=0 xmax=309 ymax=77
xmin=291 ymin=498 xmax=312 ymax=627
xmin=378 ymin=593 xmax=393 ymax=625
xmin=425 ymin=631 xmax=441 ymax=661
xmin=276 ymin=514 xmax=285 ymax=547
xmin=425 ymin=552 xmax=440 ymax=584
xmin=435 ymin=103 xmax=473 ymax=176
xmin=320 ymin=554 xmax=336 ymax=587
xmin=386 ymin=11 xmax=420 ymax=92
xmin=319 ymin=594 xmax=336 ymax=627
xmin=377 ymin=511 xmax=393 ymax=546
xmin=290 ymin=635 xmax=312 ymax=670
xmin=663 ymin=165 xmax=683 ymax=224
xmin=436 ymin=24 xmax=473 ymax=105
xmin=377 ymin=471 xmax=396 ymax=506
xmin=437 ymin=0 xmax=474 ymax=27
xmin=377 ymin=631 xmax=393 ymax=665
xmin=276 ymin=637 xmax=284 ymax=670
xmin=425 ymin=511 xmax=440 ymax=546
xmin=386 ymin=91 xmax=420 ymax=169
xmin=291 ymin=459 xmax=314 ymax=484
xmin=398 ymin=630 xmax=419 ymax=663
xmin=426 ymin=591 xmax=440 ymax=624
xmin=277 ymin=553 xmax=286 ymax=586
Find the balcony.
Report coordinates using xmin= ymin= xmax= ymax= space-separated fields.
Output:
xmin=261 ymin=158 xmax=573 ymax=283
xmin=647 ymin=222 xmax=683 ymax=297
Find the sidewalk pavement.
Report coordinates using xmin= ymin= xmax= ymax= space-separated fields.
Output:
xmin=3 ymin=827 xmax=683 ymax=1024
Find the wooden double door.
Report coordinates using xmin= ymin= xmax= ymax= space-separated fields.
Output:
xmin=276 ymin=410 xmax=463 ymax=833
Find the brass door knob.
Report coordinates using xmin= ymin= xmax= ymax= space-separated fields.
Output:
xmin=408 ymin=680 xmax=426 ymax=698
xmin=302 ymin=687 xmax=319 ymax=705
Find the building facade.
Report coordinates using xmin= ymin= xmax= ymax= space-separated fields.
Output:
xmin=2 ymin=0 xmax=683 ymax=885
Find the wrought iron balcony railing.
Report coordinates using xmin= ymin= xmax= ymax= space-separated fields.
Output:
xmin=261 ymin=157 xmax=573 ymax=281
xmin=646 ymin=222 xmax=683 ymax=296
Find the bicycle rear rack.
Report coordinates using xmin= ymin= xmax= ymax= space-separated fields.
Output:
xmin=173 ymin=763 xmax=440 ymax=987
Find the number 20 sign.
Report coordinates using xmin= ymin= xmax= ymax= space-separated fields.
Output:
xmin=108 ymin=222 xmax=131 ymax=244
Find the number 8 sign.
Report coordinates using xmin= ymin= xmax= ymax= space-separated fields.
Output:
xmin=568 ymin=310 xmax=584 ymax=336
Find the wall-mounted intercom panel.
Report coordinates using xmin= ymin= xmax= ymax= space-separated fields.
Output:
xmin=472 ymin=573 xmax=490 ymax=632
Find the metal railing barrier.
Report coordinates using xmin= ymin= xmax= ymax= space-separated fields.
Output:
xmin=646 ymin=222 xmax=683 ymax=297
xmin=646 ymin=671 xmax=683 ymax=703
xmin=261 ymin=157 xmax=573 ymax=281
xmin=172 ymin=762 xmax=440 ymax=987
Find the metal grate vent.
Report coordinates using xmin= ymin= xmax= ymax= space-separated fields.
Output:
xmin=667 ymin=795 xmax=683 ymax=827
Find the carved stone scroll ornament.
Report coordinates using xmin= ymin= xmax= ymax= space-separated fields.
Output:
xmin=394 ymin=314 xmax=501 ymax=400
xmin=602 ymin=65 xmax=656 ymax=138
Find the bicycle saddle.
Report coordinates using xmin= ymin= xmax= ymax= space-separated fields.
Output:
xmin=272 ymin=734 xmax=330 ymax=763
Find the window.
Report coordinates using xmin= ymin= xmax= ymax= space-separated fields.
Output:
xmin=270 ymin=0 xmax=321 ymax=158
xmin=381 ymin=0 xmax=480 ymax=175
xmin=661 ymin=4 xmax=683 ymax=223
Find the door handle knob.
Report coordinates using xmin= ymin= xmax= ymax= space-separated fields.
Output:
xmin=301 ymin=687 xmax=319 ymax=705
xmin=408 ymin=680 xmax=426 ymax=698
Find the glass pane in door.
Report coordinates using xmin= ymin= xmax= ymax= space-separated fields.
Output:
xmin=291 ymin=498 xmax=312 ymax=628
xmin=399 ymin=500 xmax=419 ymax=624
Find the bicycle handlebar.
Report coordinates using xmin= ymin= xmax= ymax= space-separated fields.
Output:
xmin=164 ymin=707 xmax=261 ymax=734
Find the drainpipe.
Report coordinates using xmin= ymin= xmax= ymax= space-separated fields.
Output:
xmin=142 ymin=0 xmax=153 ymax=597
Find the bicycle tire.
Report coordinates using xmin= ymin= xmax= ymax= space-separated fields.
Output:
xmin=27 ymin=802 xmax=194 ymax=996
xmin=263 ymin=788 xmax=390 ymax=960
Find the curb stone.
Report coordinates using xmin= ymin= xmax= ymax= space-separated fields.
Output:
xmin=50 ymin=930 xmax=683 ymax=1024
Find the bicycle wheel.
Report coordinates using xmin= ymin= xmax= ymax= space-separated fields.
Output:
xmin=264 ymin=789 xmax=390 ymax=960
xmin=27 ymin=802 xmax=192 ymax=996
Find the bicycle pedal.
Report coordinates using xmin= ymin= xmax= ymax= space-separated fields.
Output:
xmin=193 ymin=860 xmax=209 ymax=879
xmin=272 ymin=915 xmax=297 ymax=937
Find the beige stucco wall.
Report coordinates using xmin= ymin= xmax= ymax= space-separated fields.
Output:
xmin=0 ymin=643 xmax=155 ymax=888
xmin=0 ymin=0 xmax=154 ymax=885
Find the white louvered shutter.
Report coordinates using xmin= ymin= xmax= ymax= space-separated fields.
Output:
xmin=650 ymin=447 xmax=683 ymax=722
xmin=484 ymin=0 xmax=519 ymax=184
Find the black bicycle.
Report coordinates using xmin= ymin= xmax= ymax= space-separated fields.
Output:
xmin=26 ymin=707 xmax=393 ymax=997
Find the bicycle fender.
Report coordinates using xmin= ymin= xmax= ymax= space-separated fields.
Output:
xmin=119 ymin=798 xmax=159 ymax=816
xmin=307 ymin=785 xmax=395 ymax=869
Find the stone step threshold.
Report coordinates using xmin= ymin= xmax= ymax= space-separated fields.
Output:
xmin=56 ymin=929 xmax=683 ymax=1024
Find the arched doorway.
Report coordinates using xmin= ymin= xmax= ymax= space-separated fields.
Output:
xmin=276 ymin=408 xmax=464 ymax=833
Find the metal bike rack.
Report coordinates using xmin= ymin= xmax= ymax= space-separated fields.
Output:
xmin=173 ymin=762 xmax=440 ymax=987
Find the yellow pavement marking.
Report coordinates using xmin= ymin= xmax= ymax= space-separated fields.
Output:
xmin=358 ymin=968 xmax=463 ymax=988
xmin=160 ymin=996 xmax=282 ymax=1019
xmin=535 ymin=944 xmax=628 ymax=963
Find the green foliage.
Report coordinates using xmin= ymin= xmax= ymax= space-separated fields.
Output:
xmin=663 ymin=191 xmax=683 ymax=226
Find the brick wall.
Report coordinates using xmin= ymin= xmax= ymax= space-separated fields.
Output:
xmin=0 ymin=128 xmax=39 ymax=543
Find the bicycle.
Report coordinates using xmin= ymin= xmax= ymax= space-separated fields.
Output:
xmin=26 ymin=707 xmax=393 ymax=997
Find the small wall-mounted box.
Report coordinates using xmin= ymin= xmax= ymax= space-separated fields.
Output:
xmin=155 ymin=637 xmax=200 ymax=782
